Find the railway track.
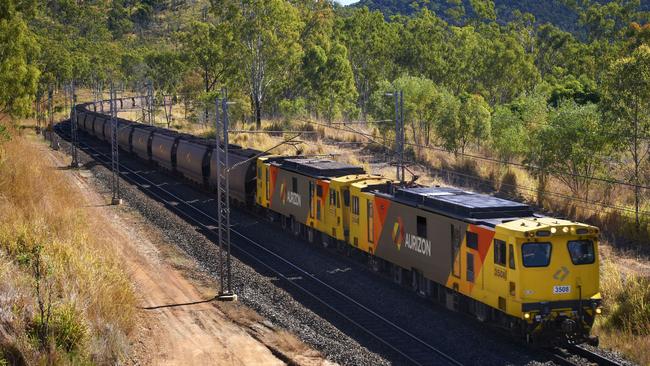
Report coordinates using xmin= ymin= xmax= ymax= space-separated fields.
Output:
xmin=53 ymin=124 xmax=463 ymax=366
xmin=547 ymin=344 xmax=626 ymax=366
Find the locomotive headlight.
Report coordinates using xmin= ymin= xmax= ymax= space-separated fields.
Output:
xmin=550 ymin=227 xmax=557 ymax=234
xmin=562 ymin=227 xmax=569 ymax=233
xmin=595 ymin=307 xmax=602 ymax=315
xmin=524 ymin=312 xmax=531 ymax=319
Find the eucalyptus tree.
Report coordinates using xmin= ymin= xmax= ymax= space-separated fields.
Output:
xmin=0 ymin=0 xmax=39 ymax=121
xmin=211 ymin=0 xmax=304 ymax=129
xmin=181 ymin=21 xmax=229 ymax=97
xmin=336 ymin=7 xmax=398 ymax=120
xmin=601 ymin=44 xmax=650 ymax=231
xmin=544 ymin=102 xmax=612 ymax=200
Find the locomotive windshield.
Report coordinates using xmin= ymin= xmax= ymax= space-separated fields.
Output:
xmin=522 ymin=242 xmax=552 ymax=267
xmin=567 ymin=240 xmax=595 ymax=265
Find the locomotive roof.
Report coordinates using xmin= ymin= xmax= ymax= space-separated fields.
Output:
xmin=270 ymin=157 xmax=365 ymax=178
xmin=391 ymin=186 xmax=534 ymax=221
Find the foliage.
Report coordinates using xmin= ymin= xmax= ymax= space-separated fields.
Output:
xmin=601 ymin=43 xmax=650 ymax=229
xmin=0 ymin=0 xmax=39 ymax=119
xmin=436 ymin=93 xmax=491 ymax=154
xmin=544 ymin=102 xmax=612 ymax=198
xmin=211 ymin=0 xmax=304 ymax=128
xmin=0 ymin=136 xmax=136 ymax=364
xmin=301 ymin=41 xmax=358 ymax=121
xmin=145 ymin=50 xmax=187 ymax=94
xmin=598 ymin=261 xmax=650 ymax=336
xmin=336 ymin=7 xmax=398 ymax=117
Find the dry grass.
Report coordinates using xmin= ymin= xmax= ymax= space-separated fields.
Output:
xmin=219 ymin=302 xmax=264 ymax=327
xmin=0 ymin=129 xmax=135 ymax=364
xmin=271 ymin=330 xmax=310 ymax=355
xmin=593 ymin=258 xmax=650 ymax=365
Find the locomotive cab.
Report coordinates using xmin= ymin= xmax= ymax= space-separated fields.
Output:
xmin=499 ymin=218 xmax=602 ymax=344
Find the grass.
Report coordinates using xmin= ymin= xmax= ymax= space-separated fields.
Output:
xmin=0 ymin=126 xmax=136 ymax=364
xmin=594 ymin=258 xmax=650 ymax=365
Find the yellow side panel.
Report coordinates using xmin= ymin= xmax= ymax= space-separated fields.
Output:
xmin=256 ymin=160 xmax=269 ymax=208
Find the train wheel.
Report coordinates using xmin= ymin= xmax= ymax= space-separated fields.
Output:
xmin=474 ymin=301 xmax=489 ymax=322
xmin=368 ymin=255 xmax=380 ymax=272
xmin=392 ymin=265 xmax=402 ymax=285
xmin=321 ymin=235 xmax=330 ymax=248
xmin=281 ymin=215 xmax=287 ymax=230
xmin=344 ymin=243 xmax=351 ymax=257
xmin=445 ymin=290 xmax=457 ymax=311
xmin=292 ymin=219 xmax=301 ymax=237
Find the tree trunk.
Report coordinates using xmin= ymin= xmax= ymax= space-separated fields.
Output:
xmin=633 ymin=103 xmax=640 ymax=233
xmin=204 ymin=69 xmax=210 ymax=125
xmin=537 ymin=172 xmax=547 ymax=207
xmin=255 ymin=97 xmax=262 ymax=130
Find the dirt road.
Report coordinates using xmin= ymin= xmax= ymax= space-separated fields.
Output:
xmin=43 ymin=143 xmax=332 ymax=366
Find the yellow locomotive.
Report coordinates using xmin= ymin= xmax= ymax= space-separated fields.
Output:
xmin=257 ymin=156 xmax=601 ymax=345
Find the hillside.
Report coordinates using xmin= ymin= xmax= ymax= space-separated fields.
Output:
xmin=352 ymin=0 xmax=649 ymax=33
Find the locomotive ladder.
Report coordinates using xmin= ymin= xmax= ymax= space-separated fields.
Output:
xmin=215 ymin=90 xmax=236 ymax=301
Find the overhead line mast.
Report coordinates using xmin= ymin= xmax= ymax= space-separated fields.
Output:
xmin=69 ymin=81 xmax=79 ymax=168
xmin=110 ymin=81 xmax=122 ymax=206
xmin=215 ymin=88 xmax=237 ymax=302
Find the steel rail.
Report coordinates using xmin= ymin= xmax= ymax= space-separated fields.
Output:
xmin=566 ymin=344 xmax=624 ymax=366
xmin=54 ymin=123 xmax=464 ymax=366
xmin=543 ymin=345 xmax=624 ymax=366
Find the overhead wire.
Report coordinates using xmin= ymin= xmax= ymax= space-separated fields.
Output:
xmin=296 ymin=118 xmax=649 ymax=217
xmin=299 ymin=118 xmax=650 ymax=191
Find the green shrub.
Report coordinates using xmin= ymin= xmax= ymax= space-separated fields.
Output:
xmin=51 ymin=304 xmax=88 ymax=353
xmin=599 ymin=261 xmax=650 ymax=336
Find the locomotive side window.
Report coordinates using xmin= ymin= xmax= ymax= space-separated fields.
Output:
xmin=316 ymin=185 xmax=323 ymax=197
xmin=292 ymin=177 xmax=298 ymax=193
xmin=343 ymin=189 xmax=350 ymax=207
xmin=466 ymin=253 xmax=474 ymax=282
xmin=493 ymin=239 xmax=506 ymax=266
xmin=567 ymin=240 xmax=595 ymax=265
xmin=466 ymin=231 xmax=478 ymax=249
xmin=417 ymin=216 xmax=427 ymax=238
xmin=508 ymin=244 xmax=516 ymax=269
xmin=521 ymin=242 xmax=552 ymax=267
xmin=329 ymin=188 xmax=335 ymax=206
xmin=352 ymin=196 xmax=359 ymax=215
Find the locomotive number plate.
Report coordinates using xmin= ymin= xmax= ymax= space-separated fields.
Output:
xmin=553 ymin=285 xmax=571 ymax=294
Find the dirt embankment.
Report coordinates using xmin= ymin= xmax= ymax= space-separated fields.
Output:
xmin=42 ymin=141 xmax=334 ymax=366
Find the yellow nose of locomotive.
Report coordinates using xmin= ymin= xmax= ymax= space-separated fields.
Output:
xmin=499 ymin=218 xmax=601 ymax=343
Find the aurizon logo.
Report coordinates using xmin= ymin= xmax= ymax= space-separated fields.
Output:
xmin=392 ymin=217 xmax=405 ymax=250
